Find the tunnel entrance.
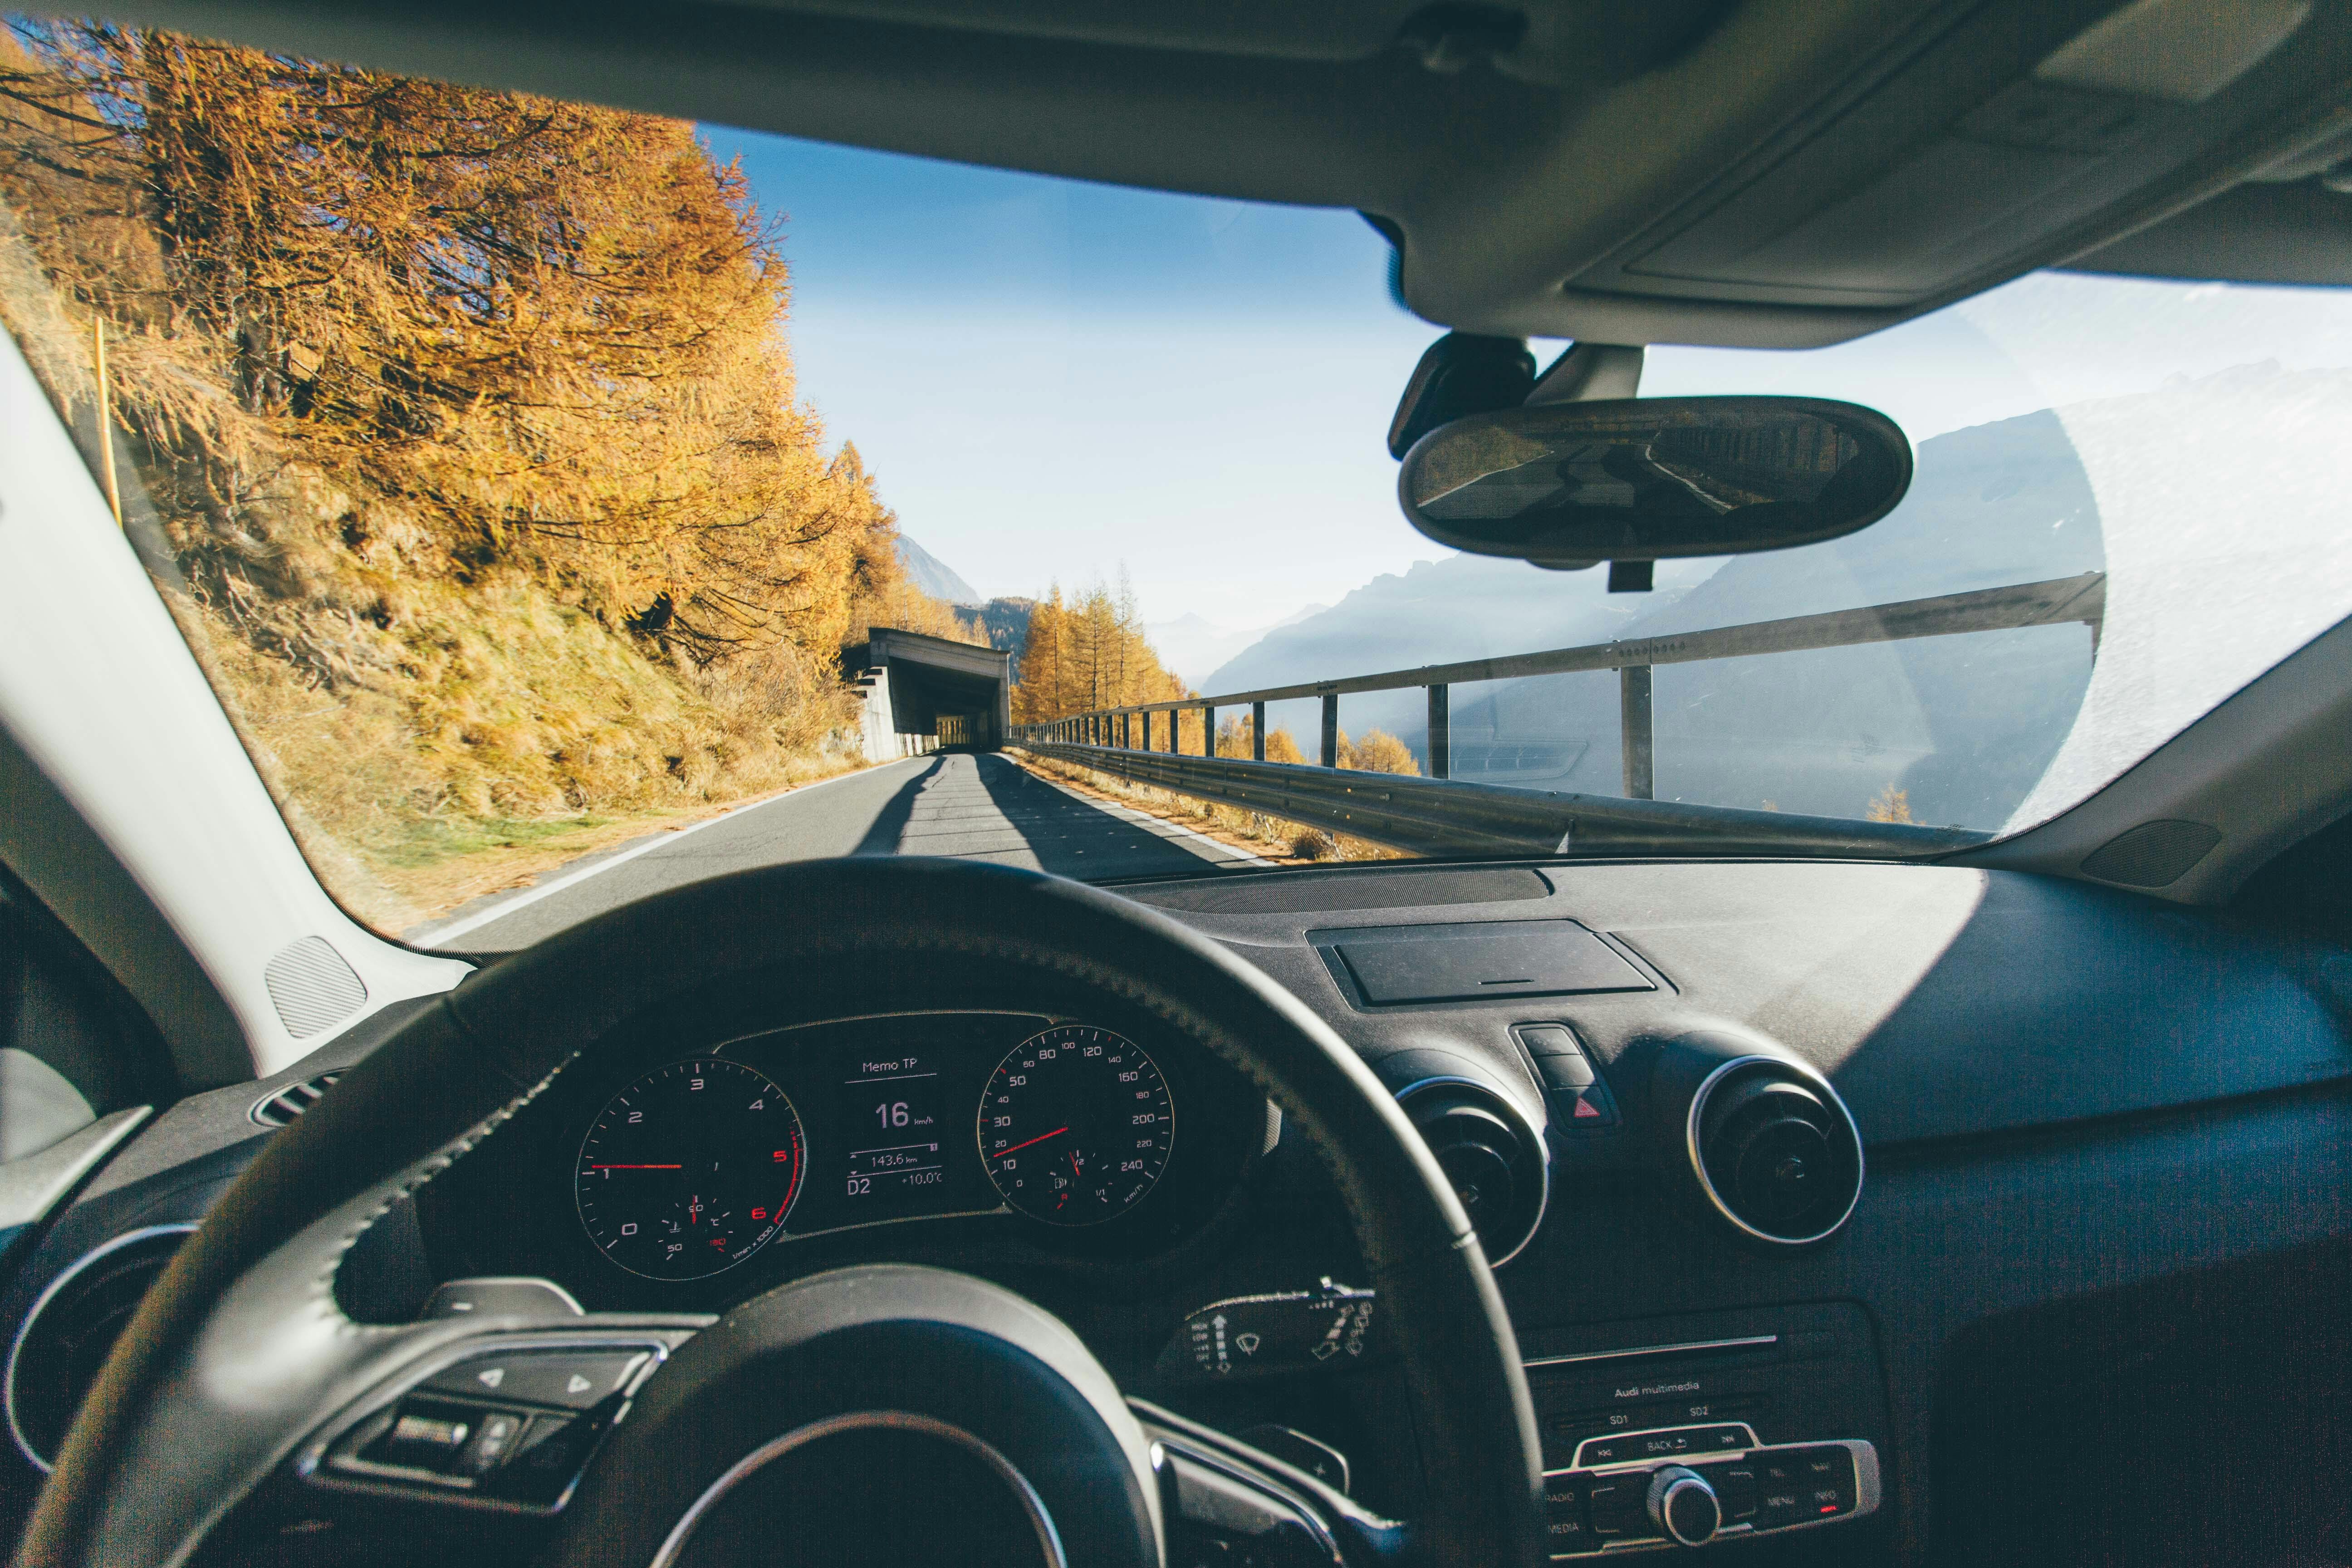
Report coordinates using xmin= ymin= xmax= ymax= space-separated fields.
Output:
xmin=844 ymin=627 xmax=1012 ymax=758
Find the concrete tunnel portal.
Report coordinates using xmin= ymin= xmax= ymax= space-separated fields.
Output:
xmin=845 ymin=627 xmax=1012 ymax=759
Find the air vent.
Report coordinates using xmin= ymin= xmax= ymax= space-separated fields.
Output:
xmin=1687 ymin=1057 xmax=1862 ymax=1246
xmin=7 ymin=1225 xmax=195 ymax=1471
xmin=250 ymin=1072 xmax=342 ymax=1128
xmin=1398 ymin=1077 xmax=1549 ymax=1266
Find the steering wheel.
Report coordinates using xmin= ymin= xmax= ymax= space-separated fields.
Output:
xmin=15 ymin=858 xmax=1543 ymax=1567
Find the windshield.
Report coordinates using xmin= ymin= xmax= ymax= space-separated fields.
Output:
xmin=7 ymin=20 xmax=2352 ymax=952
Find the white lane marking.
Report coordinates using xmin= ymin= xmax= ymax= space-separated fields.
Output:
xmin=411 ymin=762 xmax=916 ymax=946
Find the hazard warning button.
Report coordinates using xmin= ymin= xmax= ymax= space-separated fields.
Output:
xmin=1553 ymin=1080 xmax=1619 ymax=1130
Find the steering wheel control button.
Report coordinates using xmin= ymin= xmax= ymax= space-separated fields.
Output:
xmin=495 ymin=1414 xmax=605 ymax=1506
xmin=1648 ymin=1465 xmax=1722 ymax=1547
xmin=1156 ymin=1279 xmax=1375 ymax=1381
xmin=422 ymin=1348 xmax=651 ymax=1409
xmin=457 ymin=1411 xmax=524 ymax=1476
xmin=375 ymin=1407 xmax=475 ymax=1473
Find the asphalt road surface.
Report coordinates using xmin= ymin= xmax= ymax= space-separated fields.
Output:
xmin=411 ymin=752 xmax=1265 ymax=952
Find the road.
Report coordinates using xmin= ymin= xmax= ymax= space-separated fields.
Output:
xmin=409 ymin=752 xmax=1265 ymax=952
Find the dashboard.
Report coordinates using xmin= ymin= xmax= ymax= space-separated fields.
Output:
xmin=5 ymin=855 xmax=2352 ymax=1568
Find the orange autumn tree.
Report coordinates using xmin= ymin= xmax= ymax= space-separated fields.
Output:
xmin=0 ymin=22 xmax=968 ymax=912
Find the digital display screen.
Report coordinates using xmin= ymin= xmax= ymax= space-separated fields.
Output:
xmin=715 ymin=1014 xmax=1015 ymax=1238
xmin=838 ymin=1051 xmax=952 ymax=1210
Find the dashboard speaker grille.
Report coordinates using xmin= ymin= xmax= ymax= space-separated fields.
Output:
xmin=263 ymin=936 xmax=368 ymax=1038
xmin=2079 ymin=820 xmax=2222 ymax=888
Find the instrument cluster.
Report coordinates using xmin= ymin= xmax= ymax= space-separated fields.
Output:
xmin=424 ymin=1010 xmax=1261 ymax=1307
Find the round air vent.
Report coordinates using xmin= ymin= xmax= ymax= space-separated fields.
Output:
xmin=1686 ymin=1057 xmax=1862 ymax=1245
xmin=1397 ymin=1077 xmax=1548 ymax=1266
xmin=7 ymin=1224 xmax=195 ymax=1471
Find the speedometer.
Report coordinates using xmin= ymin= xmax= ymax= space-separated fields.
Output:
xmin=576 ymin=1059 xmax=804 ymax=1279
xmin=979 ymin=1025 xmax=1173 ymax=1225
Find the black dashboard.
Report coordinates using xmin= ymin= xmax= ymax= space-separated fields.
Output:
xmin=5 ymin=855 xmax=2351 ymax=1567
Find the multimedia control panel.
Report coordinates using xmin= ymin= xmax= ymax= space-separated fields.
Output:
xmin=1519 ymin=1302 xmax=1892 ymax=1558
xmin=1543 ymin=1431 xmax=1880 ymax=1557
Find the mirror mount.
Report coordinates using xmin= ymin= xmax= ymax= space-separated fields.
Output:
xmin=1528 ymin=342 xmax=1644 ymax=405
xmin=1386 ymin=332 xmax=1536 ymax=459
xmin=1396 ymin=396 xmax=1914 ymax=572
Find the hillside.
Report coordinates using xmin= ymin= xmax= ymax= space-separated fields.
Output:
xmin=0 ymin=25 xmax=969 ymax=924
xmin=1204 ymin=407 xmax=2108 ymax=828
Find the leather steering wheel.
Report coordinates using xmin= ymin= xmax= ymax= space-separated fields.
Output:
xmin=15 ymin=858 xmax=1544 ymax=1567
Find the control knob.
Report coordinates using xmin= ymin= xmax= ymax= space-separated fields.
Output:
xmin=1647 ymin=1465 xmax=1720 ymax=1548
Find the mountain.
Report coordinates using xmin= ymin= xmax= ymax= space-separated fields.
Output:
xmin=1198 ymin=554 xmax=1720 ymax=747
xmin=1147 ymin=605 xmax=1326 ymax=689
xmin=1200 ymin=406 xmax=2107 ymax=829
xmin=897 ymin=534 xmax=980 ymax=605
xmin=974 ymin=596 xmax=1037 ymax=677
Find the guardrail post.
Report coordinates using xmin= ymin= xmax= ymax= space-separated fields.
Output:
xmin=1252 ymin=702 xmax=1265 ymax=761
xmin=1169 ymin=710 xmax=1181 ymax=755
xmin=1321 ymin=694 xmax=1338 ymax=769
xmin=1427 ymin=684 xmax=1450 ymax=780
xmin=1204 ymin=705 xmax=1216 ymax=758
xmin=1620 ymin=665 xmax=1654 ymax=800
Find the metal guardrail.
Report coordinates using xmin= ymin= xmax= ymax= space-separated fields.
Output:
xmin=1009 ymin=573 xmax=2105 ymax=858
xmin=1016 ymin=741 xmax=1992 ymax=859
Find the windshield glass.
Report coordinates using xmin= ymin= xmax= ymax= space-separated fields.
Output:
xmin=7 ymin=20 xmax=2352 ymax=951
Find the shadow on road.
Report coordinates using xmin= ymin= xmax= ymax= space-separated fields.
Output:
xmin=966 ymin=754 xmax=1218 ymax=878
xmin=851 ymin=756 xmax=946 ymax=856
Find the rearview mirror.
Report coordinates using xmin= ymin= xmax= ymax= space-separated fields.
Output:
xmin=1396 ymin=396 xmax=1913 ymax=570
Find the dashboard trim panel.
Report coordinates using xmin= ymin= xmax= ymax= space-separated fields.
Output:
xmin=6 ymin=1220 xmax=196 ymax=1474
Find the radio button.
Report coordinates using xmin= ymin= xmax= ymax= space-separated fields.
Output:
xmin=1585 ymin=1479 xmax=1653 ymax=1539
xmin=1704 ymin=1464 xmax=1758 ymax=1520
xmin=1577 ymin=1423 xmax=1754 ymax=1468
xmin=1542 ymin=1476 xmax=1592 ymax=1550
xmin=1576 ymin=1436 xmax=1636 ymax=1467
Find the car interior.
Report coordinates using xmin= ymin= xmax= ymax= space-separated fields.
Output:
xmin=5 ymin=0 xmax=2352 ymax=1565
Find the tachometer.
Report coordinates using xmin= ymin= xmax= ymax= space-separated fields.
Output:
xmin=979 ymin=1025 xmax=1173 ymax=1225
xmin=575 ymin=1059 xmax=804 ymax=1279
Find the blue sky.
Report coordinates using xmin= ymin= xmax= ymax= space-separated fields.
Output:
xmin=703 ymin=124 xmax=2352 ymax=632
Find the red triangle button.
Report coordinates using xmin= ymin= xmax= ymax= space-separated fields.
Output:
xmin=1572 ymin=1094 xmax=1602 ymax=1119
